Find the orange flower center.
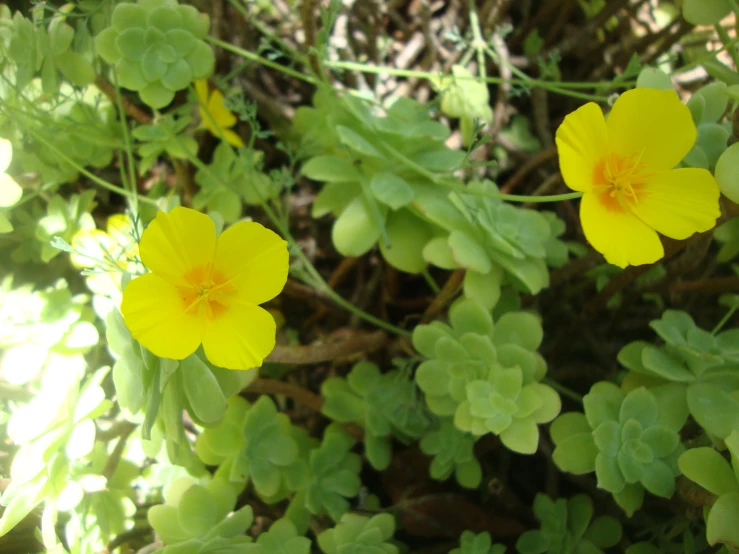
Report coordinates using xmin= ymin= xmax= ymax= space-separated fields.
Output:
xmin=179 ymin=263 xmax=235 ymax=319
xmin=593 ymin=151 xmax=651 ymax=212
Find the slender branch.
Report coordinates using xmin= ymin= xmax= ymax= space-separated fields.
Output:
xmin=246 ymin=378 xmax=324 ymax=412
xmin=266 ymin=330 xmax=386 ymax=364
xmin=94 ymin=75 xmax=152 ymax=125
xmin=421 ymin=269 xmax=465 ymax=323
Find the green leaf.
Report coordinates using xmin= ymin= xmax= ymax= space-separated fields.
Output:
xmin=706 ymin=491 xmax=739 ymax=547
xmin=715 ymin=142 xmax=739 ymax=204
xmin=335 ymin=125 xmax=382 ymax=157
xmin=584 ymin=515 xmax=622 ymax=548
xmin=302 ymin=156 xmax=360 ymax=182
xmin=448 ymin=231 xmax=491 ymax=273
xmin=177 ymin=485 xmax=218 ymax=538
xmin=493 ymin=311 xmax=543 ymax=351
xmin=683 ymin=0 xmax=730 ymax=25
xmin=181 ymin=354 xmax=227 ymax=425
xmin=369 ymin=172 xmax=414 ymax=209
xmin=379 ymin=209 xmax=432 ymax=273
xmin=687 ymin=383 xmax=739 ymax=438
xmin=679 ymin=447 xmax=739 ymax=496
xmin=552 ymin=433 xmax=598 ymax=474
xmin=55 ymin=51 xmax=96 ymax=86
xmin=463 ymin=267 xmax=502 ymax=310
xmin=112 ymin=3 xmax=149 ymax=30
xmin=331 ymin=196 xmax=386 ymax=257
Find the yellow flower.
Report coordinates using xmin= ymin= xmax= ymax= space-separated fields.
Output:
xmin=555 ymin=88 xmax=720 ymax=268
xmin=70 ymin=214 xmax=139 ymax=301
xmin=0 ymin=138 xmax=22 ymax=233
xmin=195 ymin=80 xmax=245 ymax=148
xmin=120 ymin=207 xmax=288 ymax=370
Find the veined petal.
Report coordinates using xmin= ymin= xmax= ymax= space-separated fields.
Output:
xmin=580 ymin=192 xmax=664 ymax=268
xmin=207 ymin=89 xmax=237 ymax=128
xmin=0 ymin=173 xmax=22 ymax=208
xmin=630 ymin=168 xmax=721 ymax=240
xmin=194 ymin=79 xmax=209 ymax=105
xmin=555 ymin=102 xmax=609 ymax=192
xmin=213 ymin=221 xmax=288 ymax=305
xmin=221 ymin=128 xmax=244 ymax=148
xmin=606 ymin=88 xmax=696 ymax=172
xmin=0 ymin=138 xmax=12 ymax=173
xmin=139 ymin=207 xmax=216 ymax=287
xmin=202 ymin=301 xmax=275 ymax=370
xmin=121 ymin=273 xmax=203 ymax=359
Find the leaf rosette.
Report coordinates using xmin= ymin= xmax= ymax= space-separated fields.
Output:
xmin=95 ymin=0 xmax=214 ymax=108
xmin=551 ymin=383 xmax=688 ymax=515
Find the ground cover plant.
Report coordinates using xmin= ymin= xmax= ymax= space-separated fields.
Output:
xmin=2 ymin=0 xmax=739 ymax=553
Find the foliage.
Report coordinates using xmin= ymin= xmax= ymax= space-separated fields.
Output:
xmin=322 ymin=360 xmax=432 ymax=470
xmin=618 ymin=310 xmax=739 ymax=440
xmin=95 ymin=0 xmax=214 ymax=108
xmin=516 ymin=494 xmax=622 ymax=554
xmin=413 ymin=297 xmax=560 ymax=454
xmin=452 ymin=531 xmax=506 ymax=554
xmin=147 ymin=476 xmax=254 ymax=552
xmin=317 ymin=513 xmax=399 ymax=554
xmin=679 ymin=430 xmax=739 ymax=550
xmin=551 ymin=383 xmax=688 ymax=515
xmin=1 ymin=1 xmax=739 ymax=554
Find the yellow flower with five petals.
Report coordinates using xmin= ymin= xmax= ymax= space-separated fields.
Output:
xmin=120 ymin=207 xmax=288 ymax=370
xmin=555 ymin=88 xmax=720 ymax=268
xmin=195 ymin=80 xmax=245 ymax=148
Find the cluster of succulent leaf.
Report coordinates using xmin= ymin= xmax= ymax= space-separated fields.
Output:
xmin=413 ymin=297 xmax=560 ymax=454
xmin=516 ymin=493 xmax=622 ymax=554
xmin=297 ymin=89 xmax=568 ymax=295
xmin=0 ymin=4 xmax=95 ymax=95
xmin=618 ymin=310 xmax=739 ymax=440
xmin=95 ymin=0 xmax=215 ymax=108
xmin=551 ymin=383 xmax=687 ymax=515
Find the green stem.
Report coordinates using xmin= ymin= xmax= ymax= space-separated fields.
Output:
xmin=714 ymin=23 xmax=739 ymax=71
xmin=422 ymin=269 xmax=441 ymax=294
xmin=19 ymin=125 xmax=157 ymax=206
xmin=468 ymin=0 xmax=487 ymax=81
xmin=543 ymin=378 xmax=584 ymax=404
xmin=712 ymin=303 xmax=739 ymax=335
xmin=111 ymin=72 xmax=139 ymax=213
xmin=206 ymin=37 xmax=318 ymax=85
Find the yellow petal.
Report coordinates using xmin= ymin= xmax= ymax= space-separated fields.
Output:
xmin=121 ymin=273 xmax=203 ymax=359
xmin=194 ymin=79 xmax=209 ymax=105
xmin=630 ymin=168 xmax=721 ymax=240
xmin=0 ymin=173 xmax=22 ymax=207
xmin=70 ymin=229 xmax=111 ymax=269
xmin=606 ymin=88 xmax=696 ymax=172
xmin=580 ymin=192 xmax=664 ymax=268
xmin=208 ymin=89 xmax=237 ymax=128
xmin=202 ymin=301 xmax=276 ymax=370
xmin=555 ymin=102 xmax=609 ymax=192
xmin=139 ymin=207 xmax=216 ymax=287
xmin=0 ymin=138 xmax=12 ymax=173
xmin=213 ymin=221 xmax=288 ymax=305
xmin=222 ymin=128 xmax=244 ymax=148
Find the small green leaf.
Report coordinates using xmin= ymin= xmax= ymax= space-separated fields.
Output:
xmin=369 ymin=172 xmax=414 ymax=209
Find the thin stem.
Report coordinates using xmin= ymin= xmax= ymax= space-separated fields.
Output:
xmin=543 ymin=377 xmax=584 ymax=404
xmin=468 ymin=0 xmax=487 ymax=81
xmin=206 ymin=37 xmax=318 ymax=85
xmin=18 ymin=125 xmax=157 ymax=206
xmin=111 ymin=72 xmax=139 ymax=213
xmin=714 ymin=23 xmax=739 ymax=70
xmin=323 ymin=59 xmax=630 ymax=90
xmin=712 ymin=303 xmax=739 ymax=335
xmin=421 ymin=269 xmax=441 ymax=294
